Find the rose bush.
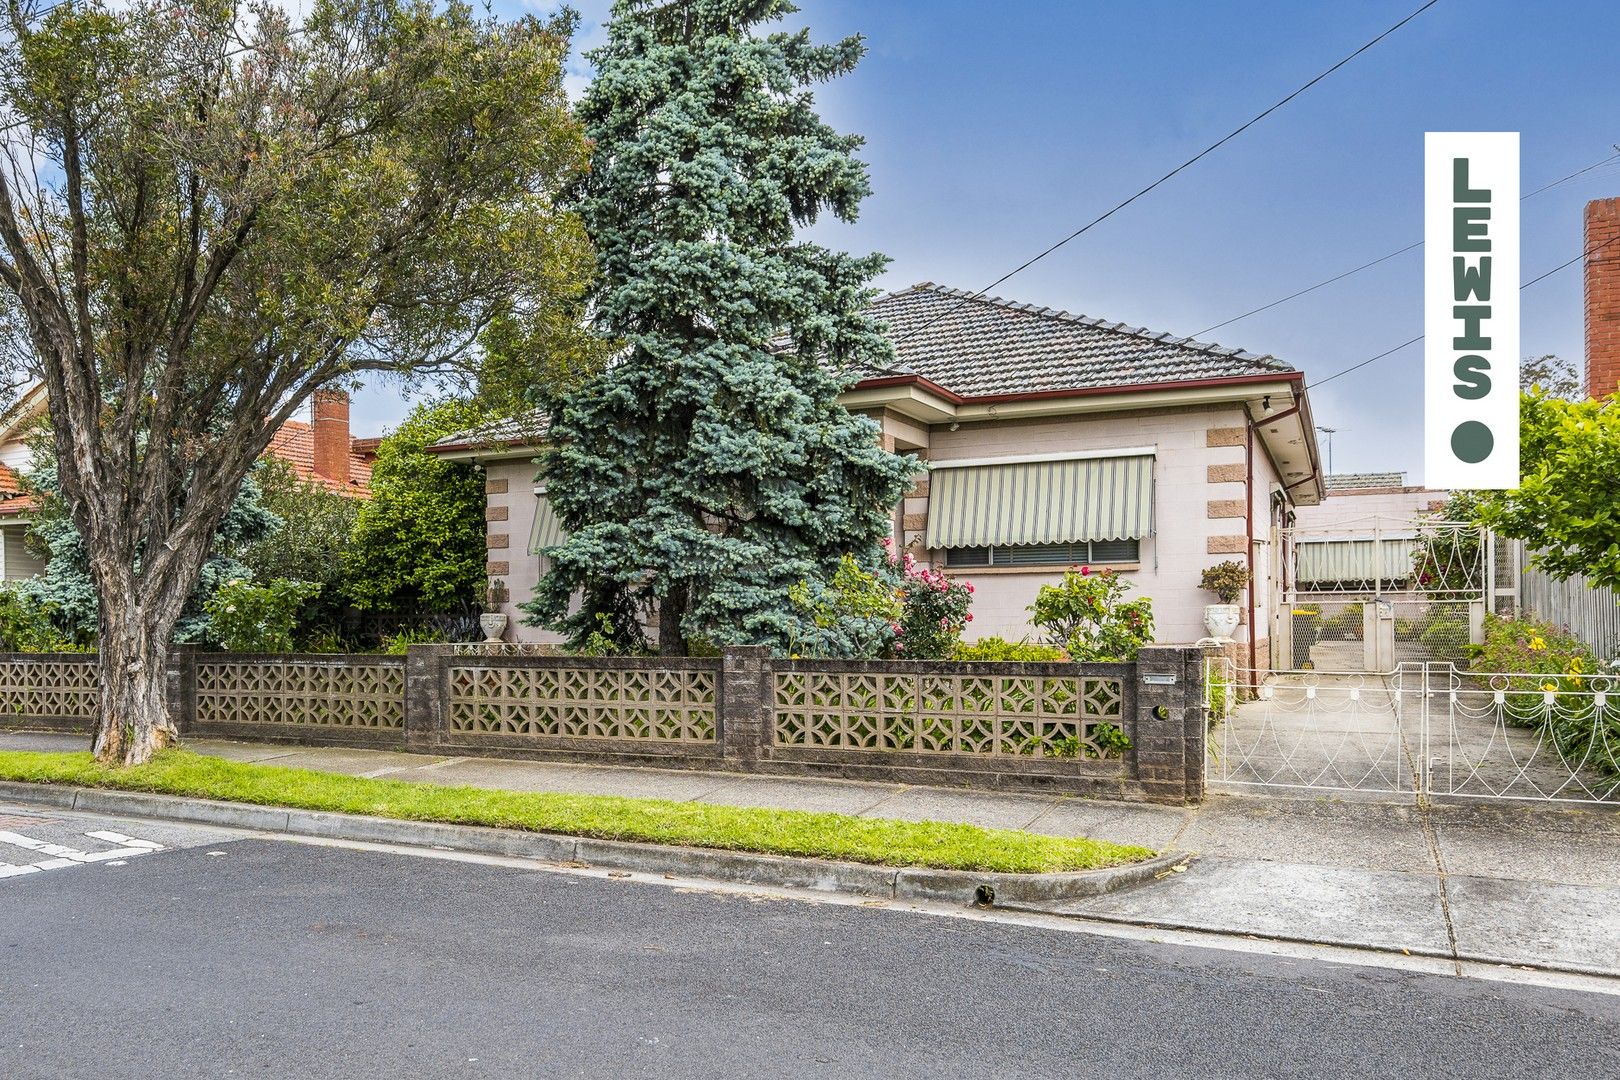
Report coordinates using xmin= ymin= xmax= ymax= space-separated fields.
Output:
xmin=891 ymin=543 xmax=974 ymax=660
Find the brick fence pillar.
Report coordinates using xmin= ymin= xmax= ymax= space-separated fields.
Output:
xmin=404 ymin=644 xmax=449 ymax=751
xmin=718 ymin=646 xmax=771 ymax=766
xmin=1131 ymin=645 xmax=1210 ymax=804
xmin=166 ymin=648 xmax=198 ymax=735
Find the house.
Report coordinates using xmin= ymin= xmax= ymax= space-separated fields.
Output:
xmin=0 ymin=387 xmax=376 ymax=583
xmin=432 ymin=282 xmax=1326 ymax=666
xmin=1288 ymin=472 xmax=1451 ymax=595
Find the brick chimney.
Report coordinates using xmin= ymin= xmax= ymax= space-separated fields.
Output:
xmin=1586 ymin=197 xmax=1620 ymax=399
xmin=311 ymin=389 xmax=351 ymax=485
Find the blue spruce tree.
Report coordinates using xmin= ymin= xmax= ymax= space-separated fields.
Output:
xmin=524 ymin=0 xmax=915 ymax=655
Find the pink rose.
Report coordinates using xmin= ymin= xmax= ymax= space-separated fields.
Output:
xmin=965 ymin=613 xmax=973 ymax=622
xmin=1080 ymin=565 xmax=1091 ymax=576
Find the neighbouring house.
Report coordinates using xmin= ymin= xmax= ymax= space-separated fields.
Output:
xmin=1288 ymin=472 xmax=1451 ymax=595
xmin=0 ymin=387 xmax=376 ymax=583
xmin=431 ymin=282 xmax=1326 ymax=665
xmin=1282 ymin=471 xmax=1460 ymax=670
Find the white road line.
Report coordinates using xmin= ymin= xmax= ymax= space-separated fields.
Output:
xmin=0 ymin=829 xmax=165 ymax=878
xmin=85 ymin=831 xmax=162 ymax=849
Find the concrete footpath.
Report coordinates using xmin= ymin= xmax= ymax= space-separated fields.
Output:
xmin=5 ymin=730 xmax=1619 ymax=978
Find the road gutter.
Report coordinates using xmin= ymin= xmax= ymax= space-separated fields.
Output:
xmin=0 ymin=779 xmax=1183 ymax=908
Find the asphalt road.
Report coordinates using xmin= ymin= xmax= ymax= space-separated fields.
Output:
xmin=1 ymin=804 xmax=1618 ymax=1079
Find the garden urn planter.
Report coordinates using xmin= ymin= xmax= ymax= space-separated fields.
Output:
xmin=1203 ymin=604 xmax=1241 ymax=642
xmin=480 ymin=612 xmax=509 ymax=643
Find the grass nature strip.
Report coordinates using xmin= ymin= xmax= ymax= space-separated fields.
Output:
xmin=0 ymin=750 xmax=1154 ymax=874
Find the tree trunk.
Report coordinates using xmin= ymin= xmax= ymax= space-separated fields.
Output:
xmin=91 ymin=594 xmax=178 ymax=767
xmin=657 ymin=583 xmax=689 ymax=657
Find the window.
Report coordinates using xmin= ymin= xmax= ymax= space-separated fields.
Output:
xmin=945 ymin=539 xmax=1140 ymax=568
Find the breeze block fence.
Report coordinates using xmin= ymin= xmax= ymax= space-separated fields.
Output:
xmin=0 ymin=644 xmax=1212 ymax=804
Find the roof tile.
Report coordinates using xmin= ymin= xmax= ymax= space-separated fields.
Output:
xmin=864 ymin=283 xmax=1295 ymax=398
xmin=265 ymin=420 xmax=374 ymax=496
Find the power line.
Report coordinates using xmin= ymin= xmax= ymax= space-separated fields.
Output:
xmin=1195 ymin=241 xmax=1423 ymax=337
xmin=889 ymin=0 xmax=1444 ymax=349
xmin=1310 ymin=229 xmax=1620 ymax=391
xmin=1522 ymin=148 xmax=1620 ymax=199
xmin=1194 ymin=147 xmax=1620 ymax=337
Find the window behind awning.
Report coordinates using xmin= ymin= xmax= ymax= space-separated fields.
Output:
xmin=925 ymin=454 xmax=1154 ymax=549
xmin=528 ymin=492 xmax=567 ymax=555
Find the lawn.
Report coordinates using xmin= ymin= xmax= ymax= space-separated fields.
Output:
xmin=0 ymin=750 xmax=1154 ymax=874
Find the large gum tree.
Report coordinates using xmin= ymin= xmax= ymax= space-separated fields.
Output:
xmin=0 ymin=0 xmax=591 ymax=764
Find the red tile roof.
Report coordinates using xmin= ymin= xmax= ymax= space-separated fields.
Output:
xmin=265 ymin=420 xmax=374 ymax=496
xmin=0 ymin=463 xmax=37 ymax=517
xmin=0 ymin=397 xmax=374 ymax=519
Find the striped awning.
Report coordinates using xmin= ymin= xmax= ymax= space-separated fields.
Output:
xmin=528 ymin=492 xmax=567 ymax=555
xmin=1295 ymin=538 xmax=1417 ymax=585
xmin=925 ymin=454 xmax=1154 ymax=549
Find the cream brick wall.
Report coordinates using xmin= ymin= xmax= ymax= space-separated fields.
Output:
xmin=483 ymin=458 xmax=567 ymax=644
xmin=914 ymin=404 xmax=1257 ymax=646
xmin=492 ymin=402 xmax=1295 ymax=650
xmin=1294 ymin=487 xmax=1449 ymax=529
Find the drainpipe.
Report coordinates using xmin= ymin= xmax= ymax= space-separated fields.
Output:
xmin=1244 ymin=418 xmax=1259 ymax=678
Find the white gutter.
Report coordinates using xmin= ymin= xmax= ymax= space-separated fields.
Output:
xmin=928 ymin=446 xmax=1157 ymax=470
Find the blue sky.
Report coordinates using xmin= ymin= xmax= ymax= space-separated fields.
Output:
xmin=347 ymin=0 xmax=1620 ymax=482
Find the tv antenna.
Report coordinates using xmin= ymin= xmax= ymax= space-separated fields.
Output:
xmin=1316 ymin=427 xmax=1338 ymax=475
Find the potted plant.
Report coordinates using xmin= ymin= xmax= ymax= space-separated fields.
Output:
xmin=480 ymin=578 xmax=511 ymax=643
xmin=1199 ymin=561 xmax=1249 ymax=641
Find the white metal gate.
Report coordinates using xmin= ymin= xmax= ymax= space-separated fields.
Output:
xmin=1278 ymin=516 xmax=1487 ymax=673
xmin=1207 ymin=660 xmax=1620 ymax=806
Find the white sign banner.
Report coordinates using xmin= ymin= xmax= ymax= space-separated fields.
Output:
xmin=1425 ymin=132 xmax=1519 ymax=489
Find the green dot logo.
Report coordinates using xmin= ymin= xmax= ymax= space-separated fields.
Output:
xmin=1451 ymin=420 xmax=1493 ymax=464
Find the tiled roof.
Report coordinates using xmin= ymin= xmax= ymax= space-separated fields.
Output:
xmin=0 ymin=463 xmax=37 ymax=517
xmin=265 ymin=421 xmax=374 ymax=496
xmin=429 ymin=413 xmax=550 ymax=453
xmin=863 ymin=283 xmax=1295 ymax=398
xmin=1324 ymin=472 xmax=1409 ymax=492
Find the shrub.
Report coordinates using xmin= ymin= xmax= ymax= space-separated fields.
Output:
xmin=1468 ymin=614 xmax=1618 ymax=778
xmin=346 ymin=401 xmax=490 ymax=615
xmin=1317 ymin=604 xmax=1364 ymax=641
xmin=0 ymin=587 xmax=81 ymax=652
xmin=379 ymin=626 xmax=450 ymax=655
xmin=950 ymin=637 xmax=1069 ymax=662
xmin=893 ymin=548 xmax=974 ymax=660
xmin=1199 ymin=560 xmax=1249 ymax=604
xmin=788 ymin=553 xmax=902 ymax=659
xmin=1469 ymin=614 xmax=1596 ymax=684
xmin=205 ymin=579 xmax=322 ymax=653
xmin=1028 ymin=566 xmax=1153 ymax=662
xmin=1417 ymin=608 xmax=1471 ymax=659
xmin=1206 ymin=671 xmax=1231 ymax=727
